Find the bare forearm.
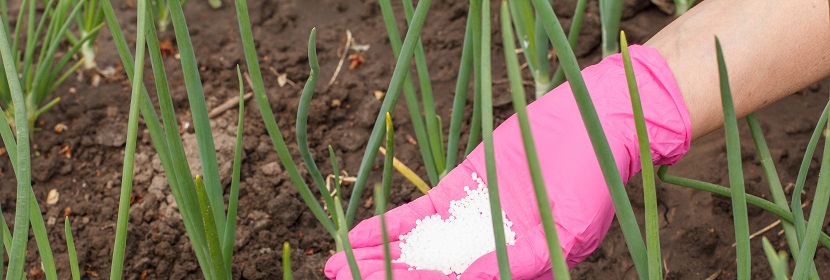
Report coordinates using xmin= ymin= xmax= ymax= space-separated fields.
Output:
xmin=646 ymin=0 xmax=830 ymax=139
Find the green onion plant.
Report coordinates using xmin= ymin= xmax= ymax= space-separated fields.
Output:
xmin=747 ymin=112 xmax=820 ymax=278
xmin=380 ymin=114 xmax=395 ymax=209
xmin=373 ymin=0 xmax=473 ymax=188
xmin=1 ymin=103 xmax=89 ymax=280
xmin=747 ymin=114 xmax=803 ymax=257
xmin=500 ymin=1 xmax=570 ymax=278
xmin=715 ymin=37 xmax=752 ymax=279
xmin=283 ymin=242 xmax=293 ymax=279
xmin=64 ymin=217 xmax=81 ymax=280
xmin=65 ymin=0 xmax=105 ymax=70
xmin=507 ymin=0 xmax=551 ymax=96
xmin=0 ymin=5 xmax=36 ymax=275
xmin=374 ymin=185 xmax=393 ymax=280
xmin=375 ymin=186 xmax=392 ymax=279
xmin=235 ymin=0 xmax=366 ymax=274
xmin=506 ymin=0 xmax=587 ymax=96
xmin=791 ymin=103 xmax=828 ymax=246
xmin=0 ymin=0 xmax=104 ymax=131
xmin=234 ymin=0 xmax=441 ymax=277
xmin=478 ymin=0 xmax=511 ymax=277
xmin=621 ymin=31 xmax=662 ymax=280
xmin=465 ymin=0 xmax=482 ymax=157
xmin=149 ymin=0 xmax=190 ymax=31
xmin=598 ymin=0 xmax=622 ymax=57
xmin=102 ymin=0 xmax=246 ymax=276
xmin=339 ymin=0 xmax=431 ymax=227
xmin=151 ymin=0 xmax=172 ymax=31
xmin=0 ymin=2 xmax=109 ymax=277
xmin=0 ymin=15 xmax=103 ymax=280
xmin=762 ymin=237 xmax=789 ymax=280
xmin=108 ymin=0 xmax=150 ymax=275
xmin=236 ymin=0 xmax=340 ymax=242
xmin=792 ymin=99 xmax=830 ymax=279
xmin=237 ymin=11 xmax=337 ymax=238
xmin=548 ymin=0 xmax=587 ymax=88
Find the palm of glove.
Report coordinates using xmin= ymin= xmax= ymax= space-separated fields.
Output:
xmin=325 ymin=46 xmax=690 ymax=280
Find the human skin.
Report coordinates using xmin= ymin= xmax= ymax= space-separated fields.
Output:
xmin=647 ymin=0 xmax=830 ymax=139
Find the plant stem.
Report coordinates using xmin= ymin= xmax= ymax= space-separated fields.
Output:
xmin=480 ymin=0 xmax=511 ymax=277
xmin=598 ymin=0 xmax=622 ymax=57
xmin=621 ymin=31 xmax=662 ymax=280
xmin=80 ymin=30 xmax=97 ymax=70
xmin=376 ymin=0 xmax=439 ymax=185
xmin=550 ymin=0 xmax=587 ymax=88
xmin=791 ymin=102 xmax=829 ymax=244
xmin=168 ymin=0 xmax=228 ymax=235
xmin=109 ymin=0 xmax=148 ymax=275
xmin=747 ymin=114 xmax=812 ymax=273
xmin=443 ymin=10 xmax=474 ymax=176
xmin=401 ymin=0 xmax=444 ymax=173
xmin=531 ymin=0 xmax=649 ymax=276
xmin=501 ymin=2 xmax=570 ymax=278
xmin=296 ymin=28 xmax=334 ymax=213
xmin=234 ymin=0 xmax=336 ymax=236
xmin=65 ymin=218 xmax=80 ymax=280
xmin=346 ymin=0 xmax=432 ymax=227
xmin=282 ymin=242 xmax=292 ymax=280
xmin=374 ymin=186 xmax=393 ymax=280
xmin=716 ymin=37 xmax=751 ymax=279
xmin=381 ymin=113 xmax=394 ymax=206
xmin=656 ymin=166 xmax=830 ymax=248
xmin=792 ymin=95 xmax=830 ymax=280
xmin=465 ymin=0 xmax=483 ymax=156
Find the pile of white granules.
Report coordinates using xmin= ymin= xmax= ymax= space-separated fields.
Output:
xmin=396 ymin=172 xmax=517 ymax=276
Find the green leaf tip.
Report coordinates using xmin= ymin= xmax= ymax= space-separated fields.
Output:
xmin=715 ymin=36 xmax=751 ymax=279
xmin=619 ymin=30 xmax=627 ymax=46
xmin=283 ymin=241 xmax=293 ymax=280
xmin=621 ymin=28 xmax=662 ymax=280
xmin=385 ymin=112 xmax=392 ymax=128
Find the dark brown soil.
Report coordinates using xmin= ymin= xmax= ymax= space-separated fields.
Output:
xmin=0 ymin=0 xmax=827 ymax=279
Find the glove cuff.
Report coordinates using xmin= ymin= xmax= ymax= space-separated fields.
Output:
xmin=595 ymin=45 xmax=692 ymax=171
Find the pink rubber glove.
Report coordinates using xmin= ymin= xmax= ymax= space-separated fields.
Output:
xmin=325 ymin=45 xmax=692 ymax=279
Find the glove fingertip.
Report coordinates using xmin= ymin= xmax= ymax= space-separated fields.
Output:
xmin=459 ymin=253 xmax=500 ymax=280
xmin=462 ymin=225 xmax=558 ymax=279
xmin=325 ymin=251 xmax=348 ymax=278
xmin=349 ymin=216 xmax=382 ymax=248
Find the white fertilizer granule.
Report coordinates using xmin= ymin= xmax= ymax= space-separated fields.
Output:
xmin=397 ymin=172 xmax=517 ymax=276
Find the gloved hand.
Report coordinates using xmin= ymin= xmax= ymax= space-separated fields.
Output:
xmin=325 ymin=45 xmax=692 ymax=279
